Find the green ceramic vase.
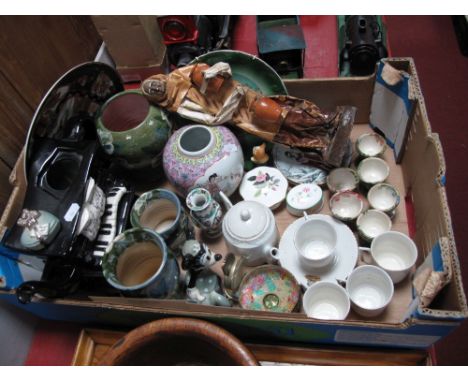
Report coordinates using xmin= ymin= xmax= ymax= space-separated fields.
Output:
xmin=96 ymin=90 xmax=171 ymax=169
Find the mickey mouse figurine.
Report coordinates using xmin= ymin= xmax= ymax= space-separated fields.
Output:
xmin=180 ymin=240 xmax=232 ymax=307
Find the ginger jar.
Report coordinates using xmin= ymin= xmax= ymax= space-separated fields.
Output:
xmin=163 ymin=124 xmax=244 ymax=197
xmin=96 ymin=90 xmax=171 ymax=169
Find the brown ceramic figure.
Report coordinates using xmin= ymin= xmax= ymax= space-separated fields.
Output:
xmin=141 ymin=62 xmax=356 ymax=169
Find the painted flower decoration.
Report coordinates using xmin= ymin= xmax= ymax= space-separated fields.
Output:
xmin=247 ymin=170 xmax=281 ymax=197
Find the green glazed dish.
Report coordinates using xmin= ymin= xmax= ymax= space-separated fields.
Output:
xmin=96 ymin=90 xmax=172 ymax=169
xmin=191 ymin=50 xmax=288 ymax=96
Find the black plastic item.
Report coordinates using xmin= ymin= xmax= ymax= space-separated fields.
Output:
xmin=16 ymin=258 xmax=81 ymax=304
xmin=3 ymin=138 xmax=102 ymax=257
xmin=24 ymin=62 xmax=124 ymax=177
xmin=340 ymin=16 xmax=388 ymax=76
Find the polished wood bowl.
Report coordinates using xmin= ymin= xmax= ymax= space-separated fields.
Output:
xmin=100 ymin=317 xmax=259 ymax=366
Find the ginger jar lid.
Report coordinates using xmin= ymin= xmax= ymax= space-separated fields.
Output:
xmin=223 ymin=200 xmax=273 ymax=244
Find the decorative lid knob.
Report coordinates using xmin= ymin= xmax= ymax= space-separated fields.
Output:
xmin=240 ymin=209 xmax=251 ymax=221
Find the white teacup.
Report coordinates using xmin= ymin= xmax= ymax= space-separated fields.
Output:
xmin=346 ymin=265 xmax=394 ymax=317
xmin=294 ymin=218 xmax=337 ymax=271
xmin=303 ymin=281 xmax=350 ymax=320
xmin=363 ymin=231 xmax=418 ymax=283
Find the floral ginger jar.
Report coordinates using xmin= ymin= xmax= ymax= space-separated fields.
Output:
xmin=163 ymin=124 xmax=244 ymax=197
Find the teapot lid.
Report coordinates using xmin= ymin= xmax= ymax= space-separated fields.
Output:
xmin=224 ymin=200 xmax=272 ymax=243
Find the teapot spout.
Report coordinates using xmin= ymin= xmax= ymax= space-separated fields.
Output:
xmin=218 ymin=191 xmax=233 ymax=210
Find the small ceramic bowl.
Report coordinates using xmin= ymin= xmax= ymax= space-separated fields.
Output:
xmin=238 ymin=265 xmax=301 ymax=313
xmin=329 ymin=191 xmax=365 ymax=222
xmin=367 ymin=183 xmax=400 ymax=215
xmin=286 ymin=183 xmax=323 ymax=217
xmin=326 ymin=168 xmax=359 ymax=194
xmin=356 ymin=209 xmax=392 ymax=242
xmin=357 ymin=157 xmax=390 ymax=186
xmin=356 ymin=133 xmax=387 ymax=158
xmin=303 ymin=281 xmax=350 ymax=320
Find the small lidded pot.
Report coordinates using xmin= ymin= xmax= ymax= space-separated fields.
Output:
xmin=222 ymin=200 xmax=279 ymax=267
xmin=329 ymin=190 xmax=365 ymax=222
xmin=356 ymin=133 xmax=387 ymax=158
xmin=326 ymin=168 xmax=359 ymax=194
xmin=286 ymin=183 xmax=323 ymax=217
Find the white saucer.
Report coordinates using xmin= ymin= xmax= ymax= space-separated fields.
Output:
xmin=277 ymin=214 xmax=358 ymax=288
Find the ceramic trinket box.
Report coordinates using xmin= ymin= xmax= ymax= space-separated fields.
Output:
xmin=286 ymin=183 xmax=323 ymax=217
xmin=239 ymin=166 xmax=288 ymax=210
xmin=18 ymin=209 xmax=61 ymax=251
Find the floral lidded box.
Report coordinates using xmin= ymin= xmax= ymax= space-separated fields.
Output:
xmin=239 ymin=166 xmax=288 ymax=210
xmin=286 ymin=183 xmax=324 ymax=217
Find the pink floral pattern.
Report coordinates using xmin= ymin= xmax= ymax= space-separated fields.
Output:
xmin=162 ymin=125 xmax=243 ymax=196
xmin=239 ymin=267 xmax=300 ymax=313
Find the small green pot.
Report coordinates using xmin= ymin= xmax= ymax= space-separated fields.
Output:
xmin=96 ymin=90 xmax=171 ymax=169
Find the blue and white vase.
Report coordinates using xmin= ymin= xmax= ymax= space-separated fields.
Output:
xmin=186 ymin=188 xmax=223 ymax=239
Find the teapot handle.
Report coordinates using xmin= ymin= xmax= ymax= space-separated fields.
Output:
xmin=218 ymin=191 xmax=233 ymax=210
xmin=268 ymin=247 xmax=281 ymax=265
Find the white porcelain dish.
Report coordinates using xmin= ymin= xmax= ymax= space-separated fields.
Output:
xmin=272 ymin=144 xmax=328 ymax=185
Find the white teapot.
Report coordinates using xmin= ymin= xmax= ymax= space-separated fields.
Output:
xmin=220 ymin=193 xmax=279 ymax=266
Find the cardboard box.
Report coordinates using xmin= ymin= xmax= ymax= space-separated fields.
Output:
xmin=91 ymin=16 xmax=168 ymax=82
xmin=0 ymin=58 xmax=467 ymax=349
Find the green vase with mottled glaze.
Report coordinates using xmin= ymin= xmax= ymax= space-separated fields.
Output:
xmin=96 ymin=90 xmax=171 ymax=169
